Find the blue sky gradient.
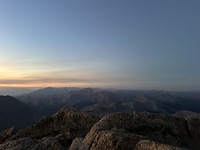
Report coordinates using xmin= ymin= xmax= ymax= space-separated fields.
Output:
xmin=0 ymin=0 xmax=200 ymax=90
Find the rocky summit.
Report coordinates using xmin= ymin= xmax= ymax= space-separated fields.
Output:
xmin=3 ymin=107 xmax=99 ymax=149
xmin=69 ymin=112 xmax=199 ymax=150
xmin=0 ymin=108 xmax=200 ymax=150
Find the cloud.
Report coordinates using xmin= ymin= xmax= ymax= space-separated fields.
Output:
xmin=0 ymin=62 xmax=131 ymax=88
xmin=0 ymin=69 xmax=129 ymax=88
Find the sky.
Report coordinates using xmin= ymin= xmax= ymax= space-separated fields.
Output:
xmin=0 ymin=0 xmax=200 ymax=91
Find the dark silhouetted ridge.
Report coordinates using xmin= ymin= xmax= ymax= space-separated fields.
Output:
xmin=0 ymin=96 xmax=38 ymax=131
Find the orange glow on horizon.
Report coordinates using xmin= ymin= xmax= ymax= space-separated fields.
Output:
xmin=0 ymin=66 xmax=122 ymax=89
xmin=0 ymin=82 xmax=91 ymax=88
xmin=0 ymin=67 xmax=92 ymax=88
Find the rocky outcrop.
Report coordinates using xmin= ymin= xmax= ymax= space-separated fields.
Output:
xmin=185 ymin=118 xmax=200 ymax=150
xmin=0 ymin=126 xmax=17 ymax=144
xmin=12 ymin=107 xmax=99 ymax=140
xmin=1 ymin=108 xmax=200 ymax=149
xmin=0 ymin=137 xmax=65 ymax=150
xmin=172 ymin=110 xmax=200 ymax=150
xmin=2 ymin=107 xmax=99 ymax=149
xmin=173 ymin=110 xmax=200 ymax=119
xmin=69 ymin=112 xmax=200 ymax=150
xmin=134 ymin=140 xmax=184 ymax=150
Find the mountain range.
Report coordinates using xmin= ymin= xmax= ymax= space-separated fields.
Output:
xmin=1 ymin=87 xmax=200 ymax=149
xmin=16 ymin=87 xmax=200 ymax=118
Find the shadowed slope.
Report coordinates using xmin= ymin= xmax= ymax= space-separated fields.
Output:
xmin=0 ymin=96 xmax=38 ymax=131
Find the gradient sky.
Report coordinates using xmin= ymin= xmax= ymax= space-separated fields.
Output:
xmin=0 ymin=0 xmax=200 ymax=90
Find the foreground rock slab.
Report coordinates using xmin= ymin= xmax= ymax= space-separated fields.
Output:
xmin=2 ymin=107 xmax=99 ymax=149
xmin=69 ymin=112 xmax=200 ymax=150
xmin=1 ymin=108 xmax=200 ymax=150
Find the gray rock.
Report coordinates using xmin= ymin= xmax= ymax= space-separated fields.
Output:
xmin=1 ymin=107 xmax=99 ymax=150
xmin=2 ymin=109 xmax=200 ymax=150
xmin=173 ymin=110 xmax=200 ymax=119
xmin=0 ymin=137 xmax=65 ymax=150
xmin=68 ymin=137 xmax=83 ymax=150
xmin=0 ymin=137 xmax=37 ymax=150
xmin=134 ymin=139 xmax=186 ymax=150
xmin=0 ymin=126 xmax=17 ymax=144
xmin=12 ymin=107 xmax=99 ymax=140
xmin=32 ymin=137 xmax=65 ymax=150
xmin=69 ymin=112 xmax=193 ymax=149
